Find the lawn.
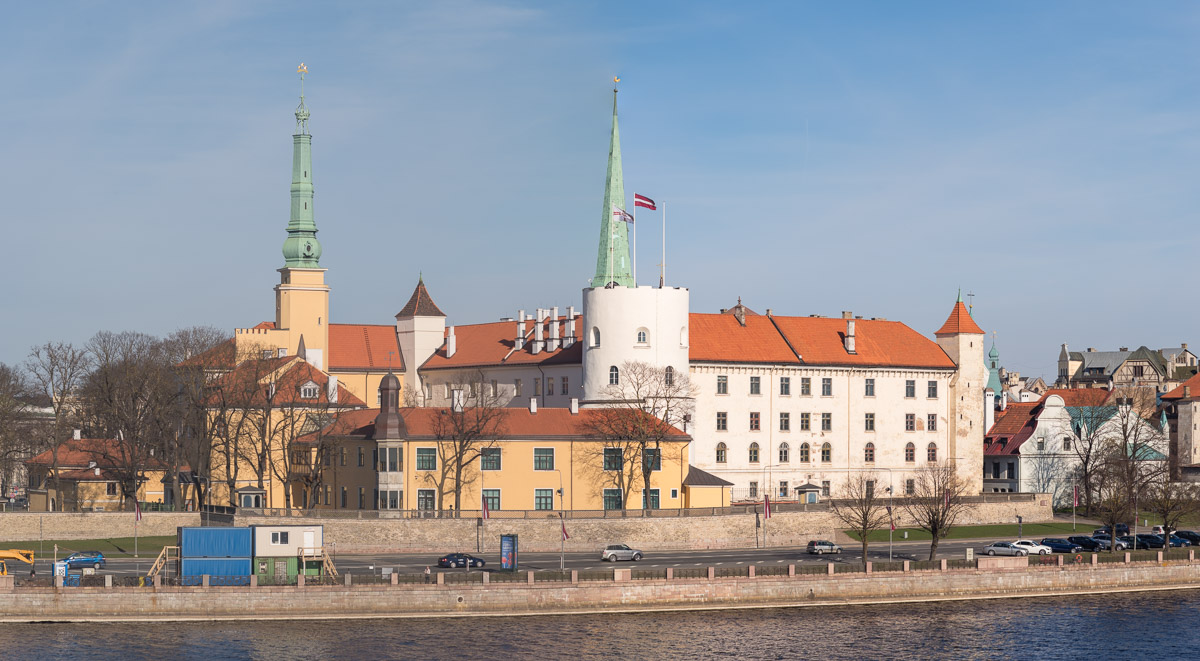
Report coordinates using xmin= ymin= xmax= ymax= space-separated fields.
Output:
xmin=0 ymin=536 xmax=175 ymax=559
xmin=846 ymin=521 xmax=1089 ymax=543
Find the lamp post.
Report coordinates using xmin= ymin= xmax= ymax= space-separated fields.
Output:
xmin=554 ymin=469 xmax=565 ymax=570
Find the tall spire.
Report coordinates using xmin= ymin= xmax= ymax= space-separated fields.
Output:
xmin=282 ymin=63 xmax=321 ymax=268
xmin=593 ymin=80 xmax=633 ymax=288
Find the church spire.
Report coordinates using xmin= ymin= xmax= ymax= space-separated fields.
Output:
xmin=282 ymin=63 xmax=322 ymax=268
xmin=593 ymin=81 xmax=633 ymax=288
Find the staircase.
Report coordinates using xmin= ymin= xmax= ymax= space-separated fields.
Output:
xmin=147 ymin=545 xmax=179 ymax=578
xmin=299 ymin=546 xmax=338 ymax=577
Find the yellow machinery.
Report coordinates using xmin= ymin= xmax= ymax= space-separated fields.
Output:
xmin=0 ymin=549 xmax=35 ymax=576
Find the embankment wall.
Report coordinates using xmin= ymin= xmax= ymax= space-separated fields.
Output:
xmin=0 ymin=512 xmax=201 ymax=542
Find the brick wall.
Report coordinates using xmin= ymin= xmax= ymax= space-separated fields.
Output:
xmin=0 ymin=513 xmax=201 ymax=542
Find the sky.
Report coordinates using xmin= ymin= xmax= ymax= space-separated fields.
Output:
xmin=3 ymin=1 xmax=1200 ymax=381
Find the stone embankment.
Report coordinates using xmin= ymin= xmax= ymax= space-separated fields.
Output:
xmin=1 ymin=551 xmax=1196 ymax=622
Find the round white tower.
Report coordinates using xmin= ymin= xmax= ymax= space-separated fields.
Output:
xmin=581 ymin=285 xmax=690 ymax=402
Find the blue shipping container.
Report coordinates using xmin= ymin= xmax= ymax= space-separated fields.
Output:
xmin=178 ymin=527 xmax=253 ymax=558
xmin=180 ymin=557 xmax=252 ymax=578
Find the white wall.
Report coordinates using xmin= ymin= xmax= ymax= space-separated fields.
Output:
xmin=581 ymin=285 xmax=690 ymax=402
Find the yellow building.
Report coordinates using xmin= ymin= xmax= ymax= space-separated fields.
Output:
xmin=24 ymin=437 xmax=171 ymax=512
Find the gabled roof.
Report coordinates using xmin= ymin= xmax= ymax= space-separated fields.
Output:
xmin=983 ymin=402 xmax=1039 ymax=456
xmin=1162 ymin=373 xmax=1200 ymax=402
xmin=771 ymin=316 xmax=956 ymax=369
xmin=204 ymin=356 xmax=366 ymax=408
xmin=328 ymin=324 xmax=403 ymax=372
xmin=422 ymin=317 xmax=583 ymax=371
xmin=683 ymin=465 xmax=733 ymax=487
xmin=935 ymin=301 xmax=984 ymax=335
xmin=689 ymin=313 xmax=798 ymax=364
xmin=396 ymin=278 xmax=446 ymax=318
xmin=26 ymin=438 xmax=170 ymax=470
xmin=1043 ymin=388 xmax=1112 ymax=407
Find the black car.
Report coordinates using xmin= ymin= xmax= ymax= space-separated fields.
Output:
xmin=1094 ymin=525 xmax=1130 ymax=537
xmin=1132 ymin=534 xmax=1166 ymax=549
xmin=437 ymin=553 xmax=485 ymax=569
xmin=1175 ymin=530 xmax=1200 ymax=546
xmin=1040 ymin=538 xmax=1083 ymax=554
xmin=1067 ymin=536 xmax=1103 ymax=552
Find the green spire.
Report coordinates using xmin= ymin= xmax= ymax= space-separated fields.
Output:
xmin=283 ymin=63 xmax=321 ymax=268
xmin=593 ymin=86 xmax=633 ymax=288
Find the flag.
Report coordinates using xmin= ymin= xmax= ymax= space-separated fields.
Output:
xmin=634 ymin=193 xmax=656 ymax=210
xmin=482 ymin=496 xmax=490 ymax=520
xmin=764 ymin=493 xmax=772 ymax=519
xmin=612 ymin=206 xmax=634 ymax=223
xmin=943 ymin=490 xmax=950 ymax=508
xmin=134 ymin=499 xmax=142 ymax=523
xmin=1073 ymin=485 xmax=1078 ymax=508
xmin=561 ymin=520 xmax=570 ymax=541
xmin=887 ymin=505 xmax=895 ymax=531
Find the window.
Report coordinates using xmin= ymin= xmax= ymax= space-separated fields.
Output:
xmin=534 ymin=448 xmax=555 ymax=471
xmin=778 ymin=442 xmax=790 ymax=462
xmin=864 ymin=412 xmax=875 ymax=432
xmin=340 ymin=447 xmax=347 ymax=466
xmin=373 ymin=488 xmax=378 ymax=510
xmin=381 ymin=447 xmax=399 ymax=472
xmin=821 ymin=413 xmax=832 ymax=431
xmin=272 ymin=531 xmax=290 ymax=545
xmin=801 ymin=377 xmax=811 ymax=396
xmin=778 ymin=481 xmax=789 ymax=498
xmin=865 ymin=378 xmax=875 ymax=397
xmin=992 ymin=462 xmax=1001 ymax=479
xmin=484 ymin=489 xmax=502 ymax=512
xmin=800 ymin=412 xmax=811 ymax=430
xmin=927 ymin=414 xmax=937 ymax=432
xmin=534 ymin=378 xmax=542 ymax=396
xmin=1134 ymin=365 xmax=1145 ymax=377
xmin=515 ymin=379 xmax=523 ymax=396
xmin=664 ymin=366 xmax=674 ymax=386
xmin=106 ymin=482 xmax=117 ymax=496
xmin=716 ymin=412 xmax=728 ymax=431
xmin=928 ymin=380 xmax=938 ymax=398
xmin=637 ymin=329 xmax=648 ymax=344
xmin=340 ymin=487 xmax=347 ymax=508
xmin=779 ymin=412 xmax=790 ymax=431
xmin=671 ymin=488 xmax=678 ymax=499
xmin=301 ymin=382 xmax=319 ymax=399
xmin=717 ymin=375 xmax=728 ymax=394
xmin=262 ymin=349 xmax=274 ymax=360
xmin=750 ymin=412 xmax=760 ymax=431
xmin=592 ymin=327 xmax=601 ymax=347
xmin=749 ymin=482 xmax=759 ymax=498
xmin=821 ymin=442 xmax=832 ymax=463
xmin=821 ymin=378 xmax=832 ymax=396
xmin=716 ymin=442 xmax=727 ymax=463
xmin=905 ymin=380 xmax=916 ymax=398
xmin=642 ymin=489 xmax=660 ymax=510
xmin=927 ymin=443 xmax=938 ymax=462
xmin=799 ymin=443 xmax=810 ymax=462
xmin=643 ymin=448 xmax=662 ymax=472
xmin=534 ymin=489 xmax=554 ymax=510
xmin=416 ymin=448 xmax=436 ymax=471
xmin=1063 ymin=437 xmax=1072 ymax=452
xmin=905 ymin=479 xmax=915 ymax=496
xmin=604 ymin=447 xmax=623 ymax=471
xmin=491 ymin=379 xmax=498 ymax=397
xmin=864 ymin=442 xmax=875 ymax=463
xmin=481 ymin=448 xmax=501 ymax=471
xmin=1036 ymin=438 xmax=1045 ymax=451
xmin=821 ymin=480 xmax=830 ymax=497
xmin=603 ymin=489 xmax=622 ymax=510
xmin=748 ymin=442 xmax=760 ymax=463
xmin=358 ymin=448 xmax=365 ymax=467
xmin=561 ymin=377 xmax=569 ymax=395
xmin=865 ymin=480 xmax=875 ymax=499
xmin=905 ymin=414 xmax=915 ymax=431
xmin=547 ymin=377 xmax=555 ymax=395
xmin=780 ymin=377 xmax=791 ymax=395
xmin=417 ymin=489 xmax=435 ymax=510
xmin=358 ymin=487 xmax=365 ymax=509
xmin=609 ymin=366 xmax=619 ymax=385
xmin=322 ymin=449 xmax=331 ymax=466
xmin=905 ymin=442 xmax=915 ymax=462
xmin=750 ymin=376 xmax=761 ymax=395
xmin=1007 ymin=462 xmax=1015 ymax=479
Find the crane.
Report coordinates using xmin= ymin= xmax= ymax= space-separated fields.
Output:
xmin=0 ymin=549 xmax=35 ymax=576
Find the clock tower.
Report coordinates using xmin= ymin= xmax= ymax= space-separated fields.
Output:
xmin=274 ymin=64 xmax=330 ymax=369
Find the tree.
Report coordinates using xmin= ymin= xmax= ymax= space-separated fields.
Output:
xmin=1092 ymin=458 xmax=1132 ymax=553
xmin=163 ymin=325 xmax=229 ymax=509
xmin=1023 ymin=449 xmax=1072 ymax=508
xmin=584 ymin=361 xmax=695 ymax=510
xmin=902 ymin=463 xmax=971 ymax=561
xmin=828 ymin=473 xmax=890 ymax=567
xmin=426 ymin=370 xmax=506 ymax=513
xmin=1067 ymin=398 xmax=1118 ymax=517
xmin=25 ymin=342 xmax=89 ymax=510
xmin=1105 ymin=388 xmax=1169 ymax=530
xmin=0 ymin=363 xmax=34 ymax=498
xmin=1144 ymin=479 xmax=1199 ymax=541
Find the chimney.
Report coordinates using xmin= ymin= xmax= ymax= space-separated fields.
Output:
xmin=1119 ymin=347 xmax=1128 ymax=352
xmin=446 ymin=326 xmax=457 ymax=358
xmin=984 ymin=389 xmax=996 ymax=432
xmin=94 ymin=467 xmax=100 ymax=477
xmin=845 ymin=319 xmax=856 ymax=354
xmin=765 ymin=308 xmax=772 ymax=317
xmin=73 ymin=429 xmax=81 ymax=441
xmin=1183 ymin=343 xmax=1188 ymax=350
xmin=1184 ymin=385 xmax=1192 ymax=398
xmin=1000 ymin=391 xmax=1008 ymax=411
xmin=529 ymin=398 xmax=538 ymax=414
xmin=327 ymin=376 xmax=338 ymax=404
xmin=548 ymin=307 xmax=560 ymax=351
xmin=88 ymin=460 xmax=96 ymax=469
xmin=1087 ymin=348 xmax=1096 ymax=353
xmin=565 ymin=314 xmax=576 ymax=348
xmin=515 ymin=310 xmax=526 ymax=350
xmin=841 ymin=311 xmax=853 ymax=319
xmin=533 ymin=311 xmax=544 ymax=354
xmin=569 ymin=397 xmax=579 ymax=414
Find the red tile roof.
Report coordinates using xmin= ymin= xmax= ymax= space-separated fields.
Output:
xmin=983 ymin=402 xmax=1039 ymax=456
xmin=328 ymin=324 xmax=403 ymax=371
xmin=204 ymin=356 xmax=366 ymax=408
xmin=1162 ymin=373 xmax=1200 ymax=401
xmin=770 ymin=316 xmax=956 ymax=369
xmin=1043 ymin=388 xmax=1112 ymax=407
xmin=26 ymin=438 xmax=170 ymax=470
xmin=688 ymin=313 xmax=799 ymax=364
xmin=422 ymin=317 xmax=583 ymax=371
xmin=935 ymin=301 xmax=985 ymax=335
xmin=396 ymin=279 xmax=446 ymax=318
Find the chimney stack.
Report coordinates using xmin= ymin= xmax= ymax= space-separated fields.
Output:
xmin=515 ymin=310 xmax=526 ymax=350
xmin=533 ymin=310 xmax=544 ymax=354
xmin=845 ymin=319 xmax=856 ymax=354
xmin=327 ymin=376 xmax=338 ymax=404
xmin=1000 ymin=391 xmax=1008 ymax=411
xmin=841 ymin=311 xmax=853 ymax=319
xmin=73 ymin=429 xmax=81 ymax=441
xmin=984 ymin=389 xmax=996 ymax=432
xmin=1184 ymin=385 xmax=1192 ymax=398
xmin=569 ymin=397 xmax=579 ymax=414
xmin=565 ymin=306 xmax=577 ymax=347
xmin=548 ymin=307 xmax=560 ymax=351
xmin=446 ymin=326 xmax=457 ymax=358
xmin=529 ymin=397 xmax=538 ymax=414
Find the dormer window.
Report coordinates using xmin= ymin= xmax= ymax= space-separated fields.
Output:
xmin=300 ymin=382 xmax=319 ymax=399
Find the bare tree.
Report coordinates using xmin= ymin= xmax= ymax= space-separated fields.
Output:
xmin=584 ymin=361 xmax=695 ymax=510
xmin=1067 ymin=398 xmax=1118 ymax=516
xmin=0 ymin=363 xmax=34 ymax=498
xmin=902 ymin=463 xmax=972 ymax=561
xmin=25 ymin=342 xmax=89 ymax=510
xmin=426 ymin=370 xmax=506 ymax=513
xmin=163 ymin=326 xmax=229 ymax=509
xmin=1092 ymin=458 xmax=1132 ymax=553
xmin=1144 ymin=479 xmax=1199 ymax=541
xmin=1023 ymin=450 xmax=1072 ymax=508
xmin=828 ymin=473 xmax=890 ymax=567
xmin=1105 ymin=388 xmax=1169 ymax=531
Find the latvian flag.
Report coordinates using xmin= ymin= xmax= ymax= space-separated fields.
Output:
xmin=612 ymin=206 xmax=634 ymax=224
xmin=482 ymin=496 xmax=490 ymax=520
xmin=634 ymin=193 xmax=656 ymax=210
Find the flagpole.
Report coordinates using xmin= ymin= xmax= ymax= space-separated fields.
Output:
xmin=632 ymin=206 xmax=637 ymax=285
xmin=661 ymin=200 xmax=666 ymax=288
xmin=608 ymin=206 xmax=614 ymax=287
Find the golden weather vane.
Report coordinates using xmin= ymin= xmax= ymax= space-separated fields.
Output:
xmin=298 ymin=62 xmax=308 ymax=75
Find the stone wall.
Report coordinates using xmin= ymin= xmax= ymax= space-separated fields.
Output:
xmin=0 ymin=513 xmax=200 ymax=542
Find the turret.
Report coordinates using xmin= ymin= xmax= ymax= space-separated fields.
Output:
xmin=934 ymin=291 xmax=986 ymax=494
xmin=395 ymin=276 xmax=447 ymax=402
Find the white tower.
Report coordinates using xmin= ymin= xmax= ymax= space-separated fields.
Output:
xmin=581 ymin=285 xmax=690 ymax=402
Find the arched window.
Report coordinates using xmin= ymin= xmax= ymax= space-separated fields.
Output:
xmin=778 ymin=442 xmax=790 ymax=463
xmin=664 ymin=366 xmax=674 ymax=386
xmin=609 ymin=365 xmax=619 ymax=385
xmin=636 ymin=328 xmax=649 ymax=345
xmin=905 ymin=442 xmax=915 ymax=462
xmin=748 ymin=442 xmax=760 ymax=463
xmin=680 ymin=326 xmax=688 ymax=347
xmin=927 ymin=442 xmax=938 ymax=462
xmin=820 ymin=442 xmax=831 ymax=463
xmin=799 ymin=442 xmax=810 ymax=462
xmin=716 ymin=442 xmax=727 ymax=463
xmin=592 ymin=327 xmax=601 ymax=347
xmin=864 ymin=442 xmax=875 ymax=463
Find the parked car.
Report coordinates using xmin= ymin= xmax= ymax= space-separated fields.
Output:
xmin=806 ymin=540 xmax=842 ymax=555
xmin=600 ymin=544 xmax=643 ymax=562
xmin=1094 ymin=525 xmax=1130 ymax=537
xmin=1151 ymin=525 xmax=1168 ymax=536
xmin=63 ymin=551 xmax=105 ymax=570
xmin=1092 ymin=534 xmax=1127 ymax=551
xmin=1135 ymin=534 xmax=1167 ymax=549
xmin=982 ymin=542 xmax=1028 ymax=557
xmin=437 ymin=553 xmax=485 ymax=569
xmin=1067 ymin=536 xmax=1104 ymax=552
xmin=1012 ymin=540 xmax=1053 ymax=555
xmin=1039 ymin=538 xmax=1083 ymax=554
xmin=1174 ymin=530 xmax=1200 ymax=546
xmin=1164 ymin=534 xmax=1192 ymax=548
xmin=1117 ymin=535 xmax=1161 ymax=550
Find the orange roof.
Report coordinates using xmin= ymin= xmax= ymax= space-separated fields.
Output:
xmin=935 ymin=301 xmax=984 ymax=335
xmin=1043 ymin=388 xmax=1112 ymax=407
xmin=1162 ymin=373 xmax=1200 ymax=401
xmin=688 ymin=313 xmax=799 ymax=364
xmin=983 ymin=402 xmax=1039 ymax=455
xmin=328 ymin=324 xmax=403 ymax=371
xmin=26 ymin=438 xmax=170 ymax=470
xmin=300 ymin=406 xmax=689 ymax=442
xmin=204 ymin=356 xmax=366 ymax=408
xmin=422 ymin=317 xmax=583 ymax=371
xmin=771 ymin=316 xmax=956 ymax=369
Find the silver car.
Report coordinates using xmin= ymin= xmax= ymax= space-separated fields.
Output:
xmin=601 ymin=544 xmax=643 ymax=562
xmin=982 ymin=541 xmax=1028 ymax=556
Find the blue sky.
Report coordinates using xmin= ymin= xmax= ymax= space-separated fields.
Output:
xmin=4 ymin=2 xmax=1200 ymax=380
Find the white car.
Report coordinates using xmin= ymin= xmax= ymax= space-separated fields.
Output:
xmin=1012 ymin=539 xmax=1052 ymax=555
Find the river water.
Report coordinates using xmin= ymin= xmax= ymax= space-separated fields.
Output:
xmin=0 ymin=590 xmax=1192 ymax=659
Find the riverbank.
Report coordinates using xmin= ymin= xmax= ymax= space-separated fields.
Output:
xmin=3 ymin=552 xmax=1198 ymax=622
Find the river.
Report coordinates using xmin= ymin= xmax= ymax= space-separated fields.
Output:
xmin=0 ymin=589 xmax=1192 ymax=659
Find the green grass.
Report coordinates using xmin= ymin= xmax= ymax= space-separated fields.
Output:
xmin=0 ymin=536 xmax=175 ymax=559
xmin=846 ymin=521 xmax=1087 ymax=543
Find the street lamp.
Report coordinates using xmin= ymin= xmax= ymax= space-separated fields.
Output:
xmin=553 ymin=469 xmax=565 ymax=570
